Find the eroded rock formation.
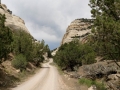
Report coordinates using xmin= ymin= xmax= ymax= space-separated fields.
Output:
xmin=78 ymin=61 xmax=120 ymax=90
xmin=61 ymin=18 xmax=93 ymax=44
xmin=0 ymin=4 xmax=30 ymax=33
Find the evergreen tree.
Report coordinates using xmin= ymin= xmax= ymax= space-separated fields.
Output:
xmin=31 ymin=41 xmax=45 ymax=66
xmin=12 ymin=54 xmax=27 ymax=71
xmin=89 ymin=0 xmax=120 ymax=64
xmin=44 ymin=44 xmax=52 ymax=58
xmin=54 ymin=41 xmax=95 ymax=71
xmin=11 ymin=30 xmax=33 ymax=60
xmin=0 ymin=14 xmax=13 ymax=62
xmin=11 ymin=31 xmax=47 ymax=67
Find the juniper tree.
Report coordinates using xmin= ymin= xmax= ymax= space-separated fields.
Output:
xmin=89 ymin=0 xmax=120 ymax=66
xmin=0 ymin=14 xmax=13 ymax=62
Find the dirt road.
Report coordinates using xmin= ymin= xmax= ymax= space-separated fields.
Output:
xmin=12 ymin=58 xmax=68 ymax=90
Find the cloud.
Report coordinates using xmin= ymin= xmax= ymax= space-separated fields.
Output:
xmin=2 ymin=0 xmax=91 ymax=49
xmin=26 ymin=22 xmax=61 ymax=42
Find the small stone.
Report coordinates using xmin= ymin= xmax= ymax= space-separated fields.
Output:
xmin=88 ymin=85 xmax=96 ymax=90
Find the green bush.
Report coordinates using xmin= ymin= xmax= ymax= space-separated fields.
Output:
xmin=89 ymin=0 xmax=120 ymax=61
xmin=54 ymin=41 xmax=81 ymax=70
xmin=12 ymin=54 xmax=27 ymax=70
xmin=79 ymin=78 xmax=106 ymax=90
xmin=54 ymin=40 xmax=96 ymax=70
xmin=0 ymin=14 xmax=13 ymax=62
xmin=11 ymin=31 xmax=49 ymax=65
xmin=79 ymin=78 xmax=93 ymax=87
xmin=79 ymin=43 xmax=96 ymax=65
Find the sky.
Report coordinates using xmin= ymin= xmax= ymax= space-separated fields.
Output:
xmin=2 ymin=0 xmax=91 ymax=50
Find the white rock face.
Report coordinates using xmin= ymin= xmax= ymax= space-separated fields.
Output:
xmin=51 ymin=48 xmax=59 ymax=56
xmin=61 ymin=19 xmax=93 ymax=44
xmin=0 ymin=4 xmax=29 ymax=33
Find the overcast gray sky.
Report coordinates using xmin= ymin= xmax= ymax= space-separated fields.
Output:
xmin=2 ymin=0 xmax=91 ymax=50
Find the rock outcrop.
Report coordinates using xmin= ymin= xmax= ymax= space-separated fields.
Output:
xmin=51 ymin=48 xmax=59 ymax=56
xmin=77 ymin=61 xmax=120 ymax=90
xmin=61 ymin=18 xmax=93 ymax=44
xmin=0 ymin=4 xmax=29 ymax=33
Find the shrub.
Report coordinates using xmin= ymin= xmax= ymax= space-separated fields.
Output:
xmin=54 ymin=41 xmax=81 ymax=70
xmin=79 ymin=43 xmax=96 ymax=65
xmin=79 ymin=78 xmax=106 ymax=90
xmin=0 ymin=14 xmax=13 ymax=62
xmin=79 ymin=78 xmax=93 ymax=87
xmin=11 ymin=31 xmax=48 ymax=64
xmin=54 ymin=40 xmax=96 ymax=71
xmin=12 ymin=54 xmax=27 ymax=71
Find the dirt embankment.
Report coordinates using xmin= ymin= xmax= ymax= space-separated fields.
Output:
xmin=0 ymin=61 xmax=19 ymax=90
xmin=0 ymin=59 xmax=38 ymax=90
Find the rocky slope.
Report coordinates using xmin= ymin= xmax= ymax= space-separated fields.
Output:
xmin=0 ymin=4 xmax=29 ymax=33
xmin=78 ymin=61 xmax=120 ymax=90
xmin=61 ymin=18 xmax=93 ymax=44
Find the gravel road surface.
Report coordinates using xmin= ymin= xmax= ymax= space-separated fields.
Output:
xmin=12 ymin=58 xmax=67 ymax=90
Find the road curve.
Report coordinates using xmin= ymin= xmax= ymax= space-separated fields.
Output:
xmin=12 ymin=58 xmax=64 ymax=90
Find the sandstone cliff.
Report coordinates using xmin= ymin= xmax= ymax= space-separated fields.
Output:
xmin=0 ymin=4 xmax=29 ymax=33
xmin=61 ymin=18 xmax=93 ymax=44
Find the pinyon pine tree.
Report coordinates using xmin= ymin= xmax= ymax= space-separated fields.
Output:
xmin=0 ymin=14 xmax=13 ymax=62
xmin=89 ymin=0 xmax=120 ymax=65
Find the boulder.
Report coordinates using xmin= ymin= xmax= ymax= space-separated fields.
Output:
xmin=88 ymin=85 xmax=96 ymax=90
xmin=77 ymin=61 xmax=120 ymax=90
xmin=77 ymin=61 xmax=120 ymax=79
xmin=108 ymin=74 xmax=120 ymax=81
